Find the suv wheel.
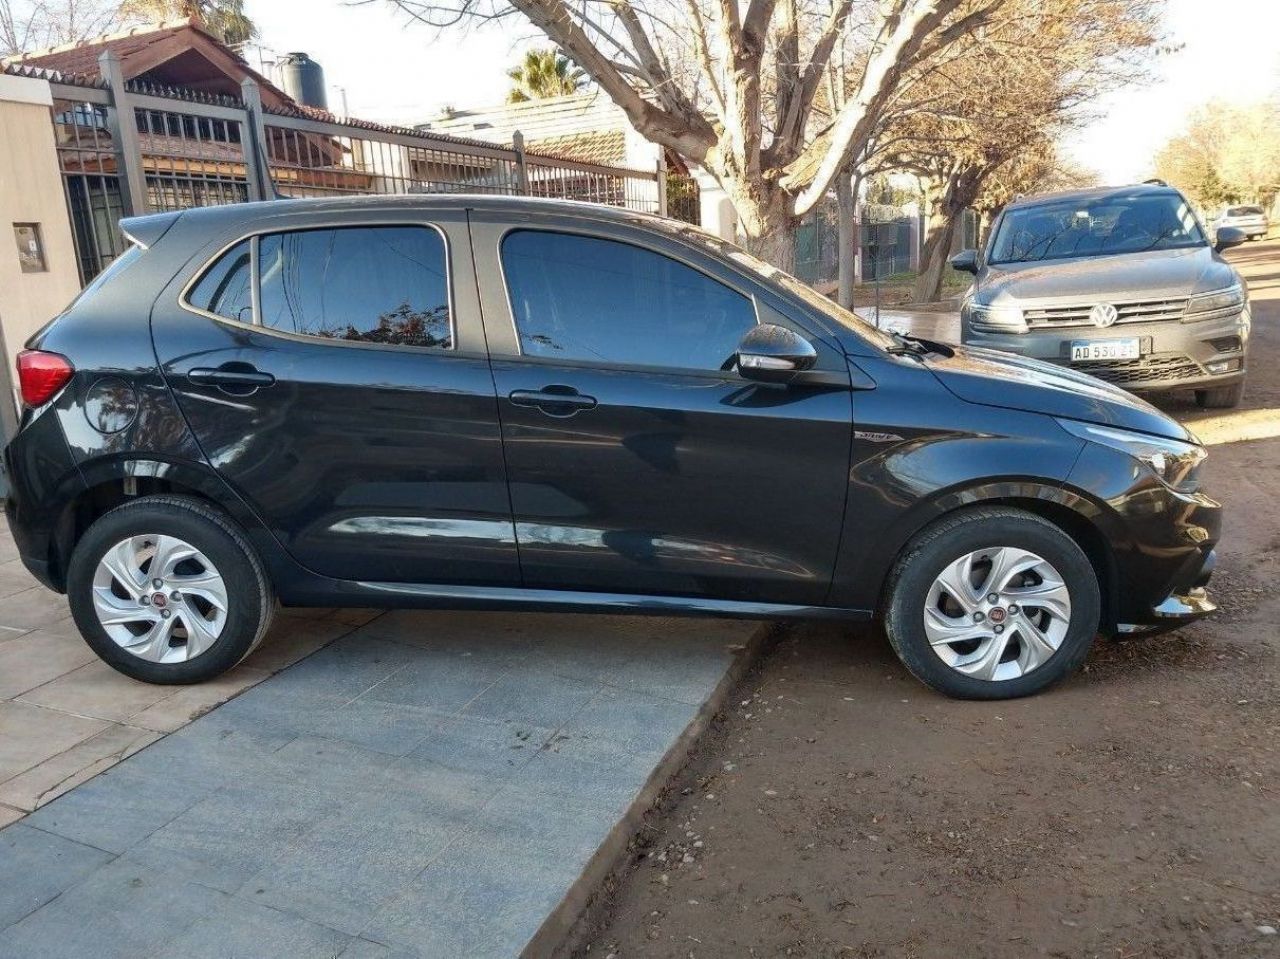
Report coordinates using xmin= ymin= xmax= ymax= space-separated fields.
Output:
xmin=66 ymin=495 xmax=274 ymax=684
xmin=883 ymin=507 xmax=1100 ymax=700
xmin=1195 ymin=380 xmax=1244 ymax=409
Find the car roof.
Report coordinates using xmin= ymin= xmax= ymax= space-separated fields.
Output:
xmin=153 ymin=193 xmax=674 ymax=233
xmin=120 ymin=193 xmax=712 ymax=254
xmin=1004 ymin=182 xmax=1183 ymax=211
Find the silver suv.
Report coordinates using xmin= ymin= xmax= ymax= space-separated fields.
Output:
xmin=952 ymin=183 xmax=1250 ymax=408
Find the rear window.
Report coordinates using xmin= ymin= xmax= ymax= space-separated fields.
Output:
xmin=1227 ymin=206 xmax=1263 ymax=217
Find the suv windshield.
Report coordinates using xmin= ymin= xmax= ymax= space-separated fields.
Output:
xmin=990 ymin=193 xmax=1206 ymax=264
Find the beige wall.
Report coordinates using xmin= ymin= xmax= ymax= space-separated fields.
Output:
xmin=0 ymin=74 xmax=81 ymax=427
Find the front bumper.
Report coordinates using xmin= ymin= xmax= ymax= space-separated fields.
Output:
xmin=1116 ymin=550 xmax=1217 ymax=636
xmin=963 ymin=307 xmax=1249 ymax=393
xmin=1066 ymin=440 xmax=1221 ymax=635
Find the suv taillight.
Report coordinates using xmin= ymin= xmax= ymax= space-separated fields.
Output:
xmin=16 ymin=350 xmax=74 ymax=407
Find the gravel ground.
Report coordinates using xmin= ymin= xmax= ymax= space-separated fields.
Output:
xmin=576 ymin=237 xmax=1280 ymax=959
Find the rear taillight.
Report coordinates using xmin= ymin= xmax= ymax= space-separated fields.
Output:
xmin=16 ymin=350 xmax=74 ymax=407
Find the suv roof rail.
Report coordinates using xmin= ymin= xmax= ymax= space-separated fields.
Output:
xmin=1142 ymin=178 xmax=1168 ymax=187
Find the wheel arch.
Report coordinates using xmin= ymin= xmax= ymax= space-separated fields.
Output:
xmin=856 ymin=479 xmax=1124 ymax=631
xmin=48 ymin=457 xmax=275 ymax=592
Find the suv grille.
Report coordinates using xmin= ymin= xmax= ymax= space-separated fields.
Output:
xmin=1025 ymin=298 xmax=1188 ymax=329
xmin=1072 ymin=354 xmax=1203 ymax=386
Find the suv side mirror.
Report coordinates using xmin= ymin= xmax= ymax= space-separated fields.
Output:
xmin=735 ymin=324 xmax=818 ymax=383
xmin=1214 ymin=226 xmax=1247 ymax=252
xmin=949 ymin=249 xmax=980 ymax=274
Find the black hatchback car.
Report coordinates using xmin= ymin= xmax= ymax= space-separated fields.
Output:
xmin=3 ymin=196 xmax=1220 ymax=699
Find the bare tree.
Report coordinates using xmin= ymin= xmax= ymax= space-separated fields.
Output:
xmin=1 ymin=0 xmax=125 ymax=57
xmin=866 ymin=0 xmax=1163 ymax=301
xmin=371 ymin=0 xmax=1013 ymax=268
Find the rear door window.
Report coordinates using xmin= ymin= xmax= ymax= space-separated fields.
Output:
xmin=500 ymin=230 xmax=756 ymax=371
xmin=257 ymin=226 xmax=452 ymax=349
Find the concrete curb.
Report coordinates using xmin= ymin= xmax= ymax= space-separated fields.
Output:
xmin=523 ymin=621 xmax=783 ymax=959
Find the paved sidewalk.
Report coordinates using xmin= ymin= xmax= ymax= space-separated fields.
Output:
xmin=0 ymin=527 xmax=367 ymax=823
xmin=0 ymin=607 xmax=750 ymax=957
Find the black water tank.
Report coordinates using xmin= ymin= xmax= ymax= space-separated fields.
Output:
xmin=278 ymin=52 xmax=327 ymax=110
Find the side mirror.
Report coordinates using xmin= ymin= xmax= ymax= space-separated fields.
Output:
xmin=949 ymin=249 xmax=980 ymax=274
xmin=735 ymin=323 xmax=818 ymax=383
xmin=1214 ymin=226 xmax=1247 ymax=252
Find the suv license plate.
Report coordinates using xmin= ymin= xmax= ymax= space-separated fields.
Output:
xmin=1070 ymin=338 xmax=1140 ymax=362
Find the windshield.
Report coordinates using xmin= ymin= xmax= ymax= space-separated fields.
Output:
xmin=989 ymin=193 xmax=1206 ymax=264
xmin=662 ymin=221 xmax=898 ymax=350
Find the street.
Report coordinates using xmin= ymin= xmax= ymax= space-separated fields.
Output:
xmin=580 ymin=237 xmax=1280 ymax=959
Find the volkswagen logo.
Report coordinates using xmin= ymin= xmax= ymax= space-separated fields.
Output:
xmin=1089 ymin=303 xmax=1119 ymax=328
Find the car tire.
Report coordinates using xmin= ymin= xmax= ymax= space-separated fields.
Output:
xmin=1195 ymin=380 xmax=1245 ymax=409
xmin=883 ymin=507 xmax=1101 ymax=700
xmin=66 ymin=495 xmax=274 ymax=684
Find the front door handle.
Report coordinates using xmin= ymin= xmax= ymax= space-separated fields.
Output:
xmin=509 ymin=386 xmax=597 ymax=417
xmin=188 ymin=364 xmax=275 ymax=395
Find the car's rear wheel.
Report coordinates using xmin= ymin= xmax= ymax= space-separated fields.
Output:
xmin=1195 ymin=380 xmax=1245 ymax=409
xmin=66 ymin=495 xmax=274 ymax=684
xmin=883 ymin=507 xmax=1100 ymax=700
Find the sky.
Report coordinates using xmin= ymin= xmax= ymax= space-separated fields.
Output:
xmin=1060 ymin=0 xmax=1280 ymax=183
xmin=241 ymin=2 xmax=537 ymax=127
xmin=243 ymin=0 xmax=1280 ymax=180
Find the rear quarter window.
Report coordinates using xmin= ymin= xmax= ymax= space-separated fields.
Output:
xmin=185 ymin=239 xmax=252 ymax=323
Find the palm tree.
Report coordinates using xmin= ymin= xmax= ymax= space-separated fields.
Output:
xmin=121 ymin=0 xmax=256 ymax=45
xmin=506 ymin=48 xmax=584 ymax=104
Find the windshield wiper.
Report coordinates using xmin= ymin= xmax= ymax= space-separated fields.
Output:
xmin=885 ymin=329 xmax=955 ymax=359
xmin=885 ymin=329 xmax=930 ymax=357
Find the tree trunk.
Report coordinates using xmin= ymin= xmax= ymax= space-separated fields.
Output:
xmin=743 ymin=226 xmax=798 ymax=274
xmin=836 ymin=170 xmax=859 ymax=309
xmin=912 ymin=170 xmax=982 ymax=303
xmin=913 ymin=215 xmax=959 ymax=303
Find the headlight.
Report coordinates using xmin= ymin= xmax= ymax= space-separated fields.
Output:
xmin=966 ymin=302 xmax=1027 ymax=333
xmin=1057 ymin=419 xmax=1207 ymax=493
xmin=1184 ymin=285 xmax=1244 ymax=321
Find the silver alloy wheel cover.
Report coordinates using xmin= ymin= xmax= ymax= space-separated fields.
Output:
xmin=923 ymin=546 xmax=1072 ymax=682
xmin=91 ymin=534 xmax=229 ymax=663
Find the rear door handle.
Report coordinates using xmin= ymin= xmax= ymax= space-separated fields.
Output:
xmin=508 ymin=386 xmax=597 ymax=417
xmin=188 ymin=365 xmax=275 ymax=393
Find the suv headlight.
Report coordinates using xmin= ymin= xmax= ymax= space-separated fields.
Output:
xmin=965 ymin=302 xmax=1027 ymax=334
xmin=1057 ymin=419 xmax=1206 ymax=493
xmin=1184 ymin=284 xmax=1244 ymax=321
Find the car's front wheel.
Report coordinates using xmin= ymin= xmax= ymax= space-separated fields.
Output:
xmin=883 ymin=507 xmax=1101 ymax=700
xmin=66 ymin=495 xmax=274 ymax=684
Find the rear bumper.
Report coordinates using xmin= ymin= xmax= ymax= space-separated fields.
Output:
xmin=963 ymin=306 xmax=1249 ymax=392
xmin=3 ymin=407 xmax=84 ymax=593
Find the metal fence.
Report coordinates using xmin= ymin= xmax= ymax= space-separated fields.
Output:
xmin=9 ymin=53 xmax=696 ymax=285
xmin=794 ymin=198 xmax=919 ymax=286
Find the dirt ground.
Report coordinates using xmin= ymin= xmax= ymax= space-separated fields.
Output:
xmin=578 ymin=238 xmax=1280 ymax=959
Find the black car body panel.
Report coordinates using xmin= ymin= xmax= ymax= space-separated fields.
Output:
xmin=922 ymin=345 xmax=1196 ymax=441
xmin=2 ymin=195 xmax=1220 ymax=639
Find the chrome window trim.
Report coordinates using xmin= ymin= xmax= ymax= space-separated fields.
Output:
xmin=178 ymin=221 xmax=457 ymax=352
